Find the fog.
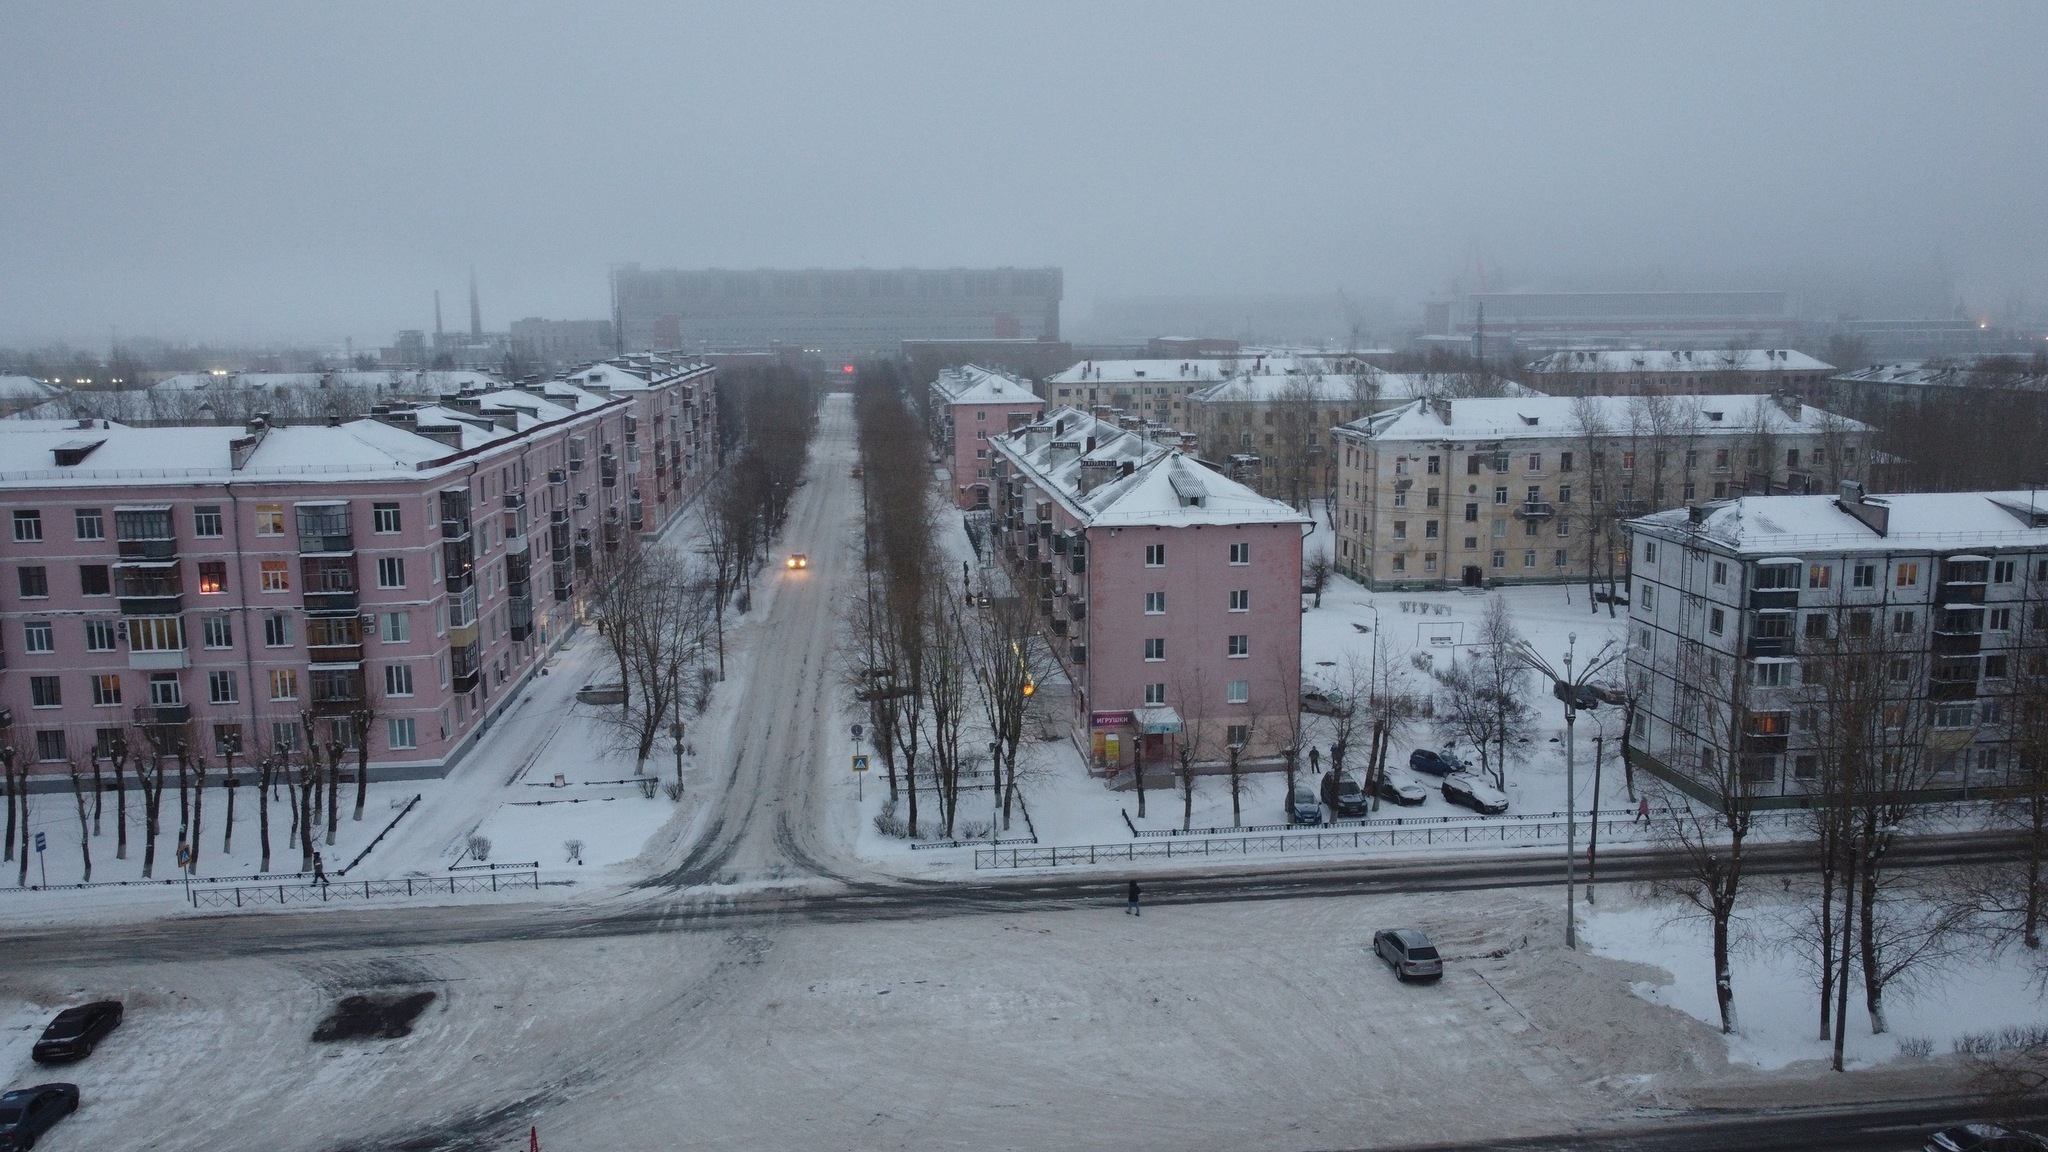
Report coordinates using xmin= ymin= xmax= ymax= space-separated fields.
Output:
xmin=3 ymin=1 xmax=2045 ymax=346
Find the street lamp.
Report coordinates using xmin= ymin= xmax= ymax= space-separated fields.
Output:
xmin=1511 ymin=632 xmax=1621 ymax=949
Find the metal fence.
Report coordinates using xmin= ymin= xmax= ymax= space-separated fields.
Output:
xmin=188 ymin=867 xmax=540 ymax=909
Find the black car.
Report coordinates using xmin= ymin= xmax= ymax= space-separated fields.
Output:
xmin=1926 ymin=1124 xmax=2048 ymax=1152
xmin=1408 ymin=748 xmax=1462 ymax=777
xmin=1285 ymin=784 xmax=1323 ymax=826
xmin=1320 ymin=772 xmax=1368 ymax=818
xmin=1372 ymin=770 xmax=1429 ymax=806
xmin=0 ymin=1084 xmax=78 ymax=1150
xmin=32 ymin=1001 xmax=122 ymax=1064
xmin=1441 ymin=773 xmax=1510 ymax=815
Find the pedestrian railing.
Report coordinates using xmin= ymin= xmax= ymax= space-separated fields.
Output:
xmin=187 ymin=867 xmax=541 ymax=909
xmin=1127 ymin=806 xmax=1654 ymax=839
xmin=909 ymin=835 xmax=1037 ymax=851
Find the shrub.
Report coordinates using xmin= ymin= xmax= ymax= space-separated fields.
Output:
xmin=466 ymin=834 xmax=492 ymax=863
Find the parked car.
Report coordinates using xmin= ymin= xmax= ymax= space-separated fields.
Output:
xmin=1285 ymin=785 xmax=1323 ymax=826
xmin=1372 ymin=928 xmax=1444 ymax=981
xmin=1372 ymin=770 xmax=1429 ymax=807
xmin=32 ymin=1001 xmax=122 ymax=1064
xmin=1408 ymin=748 xmax=1463 ymax=777
xmin=1926 ymin=1125 xmax=2048 ymax=1152
xmin=785 ymin=553 xmax=808 ymax=570
xmin=1442 ymin=773 xmax=1509 ymax=815
xmin=1301 ymin=689 xmax=1344 ymax=717
xmin=1320 ymin=772 xmax=1368 ymax=818
xmin=0 ymin=1083 xmax=78 ymax=1149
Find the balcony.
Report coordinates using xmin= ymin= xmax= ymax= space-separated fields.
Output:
xmin=440 ymin=516 xmax=471 ymax=541
xmin=306 ymin=616 xmax=363 ymax=666
xmin=574 ymin=542 xmax=593 ymax=571
xmin=114 ymin=507 xmax=176 ymax=561
xmin=296 ymin=504 xmax=354 ymax=554
xmin=115 ymin=563 xmax=184 ymax=616
xmin=451 ymin=643 xmax=481 ymax=694
xmin=1067 ymin=598 xmax=1087 ymax=620
xmin=1938 ymin=582 xmax=1987 ymax=606
xmin=508 ymin=597 xmax=533 ymax=642
xmin=127 ymin=649 xmax=190 ymax=671
xmin=1745 ymin=635 xmax=1793 ymax=659
xmin=552 ymin=561 xmax=574 ymax=601
xmin=132 ymin=703 xmax=191 ymax=726
xmin=1932 ymin=630 xmax=1983 ymax=657
xmin=303 ymin=590 xmax=359 ymax=614
xmin=309 ymin=668 xmax=365 ymax=709
xmin=504 ymin=490 xmax=526 ymax=510
xmin=1512 ymin=500 xmax=1555 ymax=521
xmin=1748 ymin=589 xmax=1799 ymax=612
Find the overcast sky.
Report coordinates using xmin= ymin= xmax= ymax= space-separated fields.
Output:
xmin=4 ymin=1 xmax=2046 ymax=347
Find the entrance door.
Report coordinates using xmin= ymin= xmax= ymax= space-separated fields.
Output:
xmin=1462 ymin=565 xmax=1483 ymax=588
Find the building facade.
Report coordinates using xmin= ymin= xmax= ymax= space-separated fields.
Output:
xmin=509 ymin=318 xmax=617 ymax=371
xmin=1624 ymin=486 xmax=2048 ymax=804
xmin=1419 ymin=291 xmax=1795 ymax=359
xmin=1525 ymin=349 xmax=1835 ymax=402
xmin=0 ymin=361 xmax=716 ymax=782
xmin=613 ymin=266 xmax=1062 ymax=355
xmin=928 ymin=366 xmax=1043 ymax=510
xmin=1331 ymin=394 xmax=1870 ymax=591
xmin=987 ymin=409 xmax=1310 ymax=783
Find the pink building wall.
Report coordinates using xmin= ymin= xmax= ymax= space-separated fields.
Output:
xmin=949 ymin=398 xmax=1042 ymax=509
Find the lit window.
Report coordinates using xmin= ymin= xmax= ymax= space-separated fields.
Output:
xmin=255 ymin=504 xmax=285 ymax=536
xmin=260 ymin=560 xmax=290 ymax=591
xmin=198 ymin=561 xmax=227 ymax=594
xmin=269 ymin=669 xmax=299 ymax=701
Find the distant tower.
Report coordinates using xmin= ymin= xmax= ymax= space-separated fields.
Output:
xmin=469 ymin=269 xmax=482 ymax=340
xmin=435 ymin=290 xmax=444 ymax=339
xmin=1471 ymin=302 xmax=1485 ymax=363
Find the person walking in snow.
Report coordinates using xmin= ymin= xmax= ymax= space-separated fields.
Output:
xmin=312 ymin=851 xmax=328 ymax=889
xmin=1126 ymin=879 xmax=1141 ymax=916
xmin=1634 ymin=796 xmax=1651 ymax=826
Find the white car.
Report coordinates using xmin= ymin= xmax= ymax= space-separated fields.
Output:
xmin=1441 ymin=773 xmax=1508 ymax=815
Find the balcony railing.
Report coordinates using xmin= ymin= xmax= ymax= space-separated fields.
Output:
xmin=1512 ymin=501 xmax=1555 ymax=521
xmin=133 ymin=703 xmax=191 ymax=727
xmin=115 ymin=564 xmax=184 ymax=616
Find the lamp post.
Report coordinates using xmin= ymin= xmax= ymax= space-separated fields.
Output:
xmin=1511 ymin=632 xmax=1620 ymax=949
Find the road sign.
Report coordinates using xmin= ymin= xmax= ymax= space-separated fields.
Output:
xmin=33 ymin=832 xmax=44 ymax=853
xmin=852 ymin=754 xmax=870 ymax=773
xmin=177 ymin=843 xmax=192 ymax=869
xmin=851 ymin=723 xmax=863 ymax=739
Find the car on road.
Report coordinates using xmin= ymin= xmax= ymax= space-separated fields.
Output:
xmin=1926 ymin=1125 xmax=2048 ymax=1152
xmin=1441 ymin=773 xmax=1509 ymax=814
xmin=1408 ymin=748 xmax=1463 ymax=777
xmin=1320 ymin=772 xmax=1368 ymax=818
xmin=0 ymin=1083 xmax=79 ymax=1149
xmin=1372 ymin=770 xmax=1429 ymax=807
xmin=1301 ymin=689 xmax=1344 ymax=717
xmin=31 ymin=1001 xmax=122 ymax=1064
xmin=1285 ymin=785 xmax=1322 ymax=825
xmin=785 ymin=553 xmax=808 ymax=570
xmin=1372 ymin=928 xmax=1444 ymax=981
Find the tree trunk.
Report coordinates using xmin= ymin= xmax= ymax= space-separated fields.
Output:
xmin=91 ymin=755 xmax=103 ymax=836
xmin=1712 ymin=896 xmax=1735 ymax=1034
xmin=69 ymin=772 xmax=92 ymax=884
xmin=1134 ymin=745 xmax=1147 ymax=819
xmin=190 ymin=765 xmax=204 ymax=873
xmin=1816 ymin=840 xmax=1836 ymax=1041
xmin=13 ymin=773 xmax=25 ymax=887
xmin=298 ymin=767 xmax=315 ymax=872
xmin=142 ymin=760 xmax=164 ymax=880
xmin=1831 ymin=843 xmax=1858 ymax=1072
xmin=257 ymin=764 xmax=273 ymax=874
xmin=354 ymin=741 xmax=370 ymax=823
xmin=1859 ymin=854 xmax=1886 ymax=1035
xmin=3 ymin=767 xmax=14 ymax=863
xmin=223 ymin=772 xmax=236 ymax=856
xmin=114 ymin=760 xmax=128 ymax=861
xmin=325 ymin=753 xmax=340 ymax=847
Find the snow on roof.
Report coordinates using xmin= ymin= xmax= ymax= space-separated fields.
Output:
xmin=1526 ymin=349 xmax=1833 ymax=375
xmin=1047 ymin=354 xmax=1372 ymax=388
xmin=992 ymin=406 xmax=1307 ymax=528
xmin=1187 ymin=369 xmax=1541 ymax=405
xmin=151 ymin=370 xmax=503 ymax=393
xmin=931 ymin=365 xmax=1042 ymax=406
xmin=1831 ymin=361 xmax=2048 ymax=392
xmin=1341 ymin=394 xmax=1865 ymax=443
xmin=562 ymin=358 xmax=713 ymax=391
xmin=1631 ymin=490 xmax=2048 ymax=555
xmin=0 ymin=376 xmax=59 ymax=401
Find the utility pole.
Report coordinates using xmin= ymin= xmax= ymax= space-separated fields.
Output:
xmin=1512 ymin=632 xmax=1620 ymax=950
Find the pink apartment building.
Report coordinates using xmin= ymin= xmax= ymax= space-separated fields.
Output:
xmin=0 ymin=359 xmax=717 ymax=782
xmin=988 ymin=408 xmax=1310 ymax=782
xmin=930 ymin=366 xmax=1044 ymax=509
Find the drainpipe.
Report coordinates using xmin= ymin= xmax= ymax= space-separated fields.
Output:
xmin=226 ymin=483 xmax=263 ymax=743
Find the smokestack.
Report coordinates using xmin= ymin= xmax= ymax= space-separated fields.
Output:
xmin=434 ymin=290 xmax=443 ymax=338
xmin=468 ymin=269 xmax=482 ymax=340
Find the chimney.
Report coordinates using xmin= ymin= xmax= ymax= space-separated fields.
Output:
xmin=1430 ymin=397 xmax=1453 ymax=424
xmin=1077 ymin=458 xmax=1118 ymax=495
xmin=1834 ymin=480 xmax=1889 ymax=537
xmin=1774 ymin=392 xmax=1802 ymax=420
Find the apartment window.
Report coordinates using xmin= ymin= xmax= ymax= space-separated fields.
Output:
xmin=255 ymin=503 xmax=285 ymax=535
xmin=1712 ymin=561 xmax=1728 ymax=586
xmin=372 ymin=502 xmax=402 ymax=534
xmin=35 ymin=731 xmax=66 ymax=762
xmin=193 ymin=506 xmax=223 ymax=537
xmin=1994 ymin=560 xmax=2016 ymax=583
xmin=1144 ymin=544 xmax=1165 ymax=567
xmin=1426 ymin=455 xmax=1441 ymax=474
xmin=1527 ymin=453 xmax=1542 ymax=472
xmin=1394 ymin=459 xmax=1410 ymax=476
xmin=198 ymin=561 xmax=227 ymax=594
xmin=377 ymin=557 xmax=407 ymax=588
xmin=1144 ymin=591 xmax=1166 ymax=614
xmin=1989 ymin=607 xmax=2012 ymax=631
xmin=1427 ymin=552 xmax=1441 ymax=572
xmin=1467 ymin=455 xmax=1482 ymax=476
xmin=1787 ymin=449 xmax=1801 ymax=468
xmin=1392 ymin=521 xmax=1407 ymax=541
xmin=1985 ymin=654 xmax=2010 ymax=680
xmin=1492 ymin=519 xmax=1507 ymax=539
xmin=1896 ymin=562 xmax=1919 ymax=587
xmin=1557 ymin=518 xmax=1571 ymax=537
xmin=30 ymin=676 xmax=61 ymax=708
xmin=12 ymin=510 xmax=42 ymax=542
xmin=1804 ymin=613 xmax=1831 ymax=639
xmin=74 ymin=508 xmax=103 ymax=540
xmin=1425 ymin=520 xmax=1440 ymax=539
xmin=388 ymin=718 xmax=418 ymax=749
xmin=1848 ymin=611 xmax=1873 ymax=638
xmin=1392 ymin=555 xmax=1406 ymax=572
xmin=268 ymin=669 xmax=299 ymax=701
xmin=90 ymin=674 xmax=121 ymax=706
xmin=214 ymin=724 xmax=243 ymax=757
xmin=1892 ymin=610 xmax=1916 ymax=634
xmin=1560 ymin=452 xmax=1574 ymax=472
xmin=23 ymin=621 xmax=53 ymax=653
xmin=1682 ymin=482 xmax=1696 ymax=502
xmin=385 ymin=664 xmax=416 ymax=696
xmin=1684 ymin=450 xmax=1699 ymax=470
xmin=1144 ymin=683 xmax=1167 ymax=706
xmin=1523 ymin=549 xmax=1537 ymax=568
xmin=130 ymin=616 xmax=183 ymax=652
xmin=1642 ymin=541 xmax=1658 ymax=564
xmin=1807 ymin=564 xmax=1831 ymax=589
xmin=1227 ymin=634 xmax=1249 ymax=658
xmin=79 ymin=564 xmax=110 ymax=596
xmin=1492 ymin=550 xmax=1506 ymax=569
xmin=1393 ymin=487 xmax=1407 ymax=508
xmin=1640 ymin=585 xmax=1655 ymax=610
xmin=1493 ymin=452 xmax=1509 ymax=473
xmin=207 ymin=670 xmax=239 ymax=705
xmin=1226 ymin=681 xmax=1250 ymax=706
xmin=1934 ymin=702 xmax=1975 ymax=730
xmin=263 ymin=614 xmax=293 ymax=647
xmin=85 ymin=619 xmax=118 ymax=651
xmin=259 ymin=560 xmax=290 ymax=592
xmin=1494 ymin=486 xmax=1509 ymax=505
xmin=1714 ymin=448 xmax=1729 ymax=471
xmin=1852 ymin=563 xmax=1875 ymax=588
xmin=1709 ymin=607 xmax=1725 ymax=635
xmin=1464 ymin=502 xmax=1479 ymax=523
xmin=1144 ymin=638 xmax=1166 ymax=662
xmin=271 ymin=721 xmax=301 ymax=751
xmin=1751 ymin=661 xmax=1786 ymax=687
xmin=1620 ymin=451 xmax=1635 ymax=472
xmin=1553 ymin=549 xmax=1567 ymax=567
xmin=1228 ymin=542 xmax=1249 ymax=565
xmin=18 ymin=566 xmax=48 ymax=598
xmin=1228 ymin=589 xmax=1249 ymax=612
xmin=1426 ymin=487 xmax=1440 ymax=508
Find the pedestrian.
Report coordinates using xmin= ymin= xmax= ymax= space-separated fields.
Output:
xmin=1635 ymin=795 xmax=1650 ymax=826
xmin=1126 ymin=879 xmax=1141 ymax=916
xmin=312 ymin=850 xmax=328 ymax=888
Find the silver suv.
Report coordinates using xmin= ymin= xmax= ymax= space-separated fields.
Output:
xmin=1373 ymin=928 xmax=1443 ymax=981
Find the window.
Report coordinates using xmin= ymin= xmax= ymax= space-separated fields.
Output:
xmin=1933 ymin=702 xmax=1975 ymax=730
xmin=1426 ymin=487 xmax=1440 ymax=508
xmin=1228 ymin=589 xmax=1249 ymax=612
xmin=1527 ymin=453 xmax=1542 ymax=472
xmin=1227 ymin=634 xmax=1249 ymax=657
xmin=1144 ymin=544 xmax=1165 ymax=567
xmin=129 ymin=616 xmax=183 ymax=652
xmin=377 ymin=557 xmax=407 ymax=588
xmin=1804 ymin=613 xmax=1830 ymax=639
xmin=1523 ymin=549 xmax=1536 ymax=568
xmin=1984 ymin=653 xmax=2010 ymax=680
xmin=1426 ymin=455 xmax=1441 ymax=474
xmin=1892 ymin=610 xmax=1916 ymax=634
xmin=1425 ymin=520 xmax=1439 ymax=539
xmin=1144 ymin=591 xmax=1166 ymax=614
xmin=214 ymin=724 xmax=244 ymax=757
xmin=1786 ymin=449 xmax=1801 ymax=469
xmin=78 ymin=564 xmax=110 ymax=596
xmin=1896 ymin=562 xmax=1919 ymax=588
xmin=1464 ymin=502 xmax=1479 ymax=523
xmin=1492 ymin=549 xmax=1506 ymax=569
xmin=12 ymin=510 xmax=42 ymax=542
xmin=1393 ymin=487 xmax=1407 ymax=508
xmin=198 ymin=561 xmax=227 ymax=594
xmin=35 ymin=731 xmax=66 ymax=762
xmin=268 ymin=669 xmax=299 ymax=701
xmin=196 ymin=615 xmax=231 ymax=649
xmin=1427 ymin=552 xmax=1440 ymax=572
xmin=1526 ymin=486 xmax=1542 ymax=505
xmin=1393 ymin=521 xmax=1407 ymax=541
xmin=260 ymin=560 xmax=290 ymax=592
xmin=372 ymin=502 xmax=402 ymax=534
xmin=271 ymin=721 xmax=301 ymax=751
xmin=207 ymin=670 xmax=239 ymax=705
xmin=1682 ymin=482 xmax=1696 ymax=502
xmin=1751 ymin=661 xmax=1786 ymax=687
xmin=1995 ymin=560 xmax=2016 ymax=583
xmin=1709 ymin=607 xmax=1725 ymax=635
xmin=23 ymin=621 xmax=52 ymax=653
xmin=1228 ymin=542 xmax=1249 ymax=565
xmin=1493 ymin=452 xmax=1509 ymax=473
xmin=193 ymin=506 xmax=223 ymax=537
xmin=385 ymin=664 xmax=415 ymax=696
xmin=1557 ymin=517 xmax=1571 ymax=537
xmin=1714 ymin=448 xmax=1729 ymax=471
xmin=90 ymin=674 xmax=121 ymax=706
xmin=1848 ymin=610 xmax=1873 ymax=638
xmin=1620 ymin=451 xmax=1636 ymax=472
xmin=1852 ymin=563 xmax=1875 ymax=588
xmin=1144 ymin=638 xmax=1165 ymax=661
xmin=1554 ymin=549 xmax=1567 ymax=567
xmin=1394 ymin=458 xmax=1410 ymax=476
xmin=1807 ymin=565 xmax=1831 ymax=589
xmin=1144 ymin=683 xmax=1166 ymax=705
xmin=1754 ymin=565 xmax=1798 ymax=590
xmin=1467 ymin=455 xmax=1482 ymax=475
xmin=1226 ymin=681 xmax=1250 ymax=705
xmin=1560 ymin=452 xmax=1574 ymax=472
xmin=74 ymin=508 xmax=103 ymax=540
xmin=1989 ymin=607 xmax=2012 ymax=631
xmin=1391 ymin=554 xmax=1406 ymax=572
xmin=1640 ymin=585 xmax=1655 ymax=610
xmin=1493 ymin=519 xmax=1507 ymax=539
xmin=17 ymin=566 xmax=48 ymax=598
xmin=30 ymin=675 xmax=61 ymax=708
xmin=1642 ymin=541 xmax=1658 ymax=564
xmin=388 ymin=717 xmax=418 ymax=749
xmin=263 ymin=614 xmax=293 ymax=647
xmin=255 ymin=504 xmax=285 ymax=535
xmin=1494 ymin=486 xmax=1509 ymax=505
xmin=85 ymin=619 xmax=117 ymax=651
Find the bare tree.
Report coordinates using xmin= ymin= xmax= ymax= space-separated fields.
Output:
xmin=67 ymin=760 xmax=92 ymax=883
xmin=1170 ymin=669 xmax=1215 ymax=831
xmin=256 ymin=743 xmax=280 ymax=874
xmin=1568 ymin=395 xmax=1613 ymax=614
xmin=108 ymin=733 xmax=131 ymax=861
xmin=966 ymin=592 xmax=1051 ymax=830
xmin=922 ymin=596 xmax=972 ymax=838
xmin=1432 ymin=599 xmax=1532 ymax=790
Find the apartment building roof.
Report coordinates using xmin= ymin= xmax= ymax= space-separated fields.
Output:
xmin=1338 ymin=394 xmax=1865 ymax=444
xmin=150 ymin=370 xmax=503 ymax=393
xmin=931 ymin=365 xmax=1039 ymax=406
xmin=994 ymin=406 xmax=1309 ymax=528
xmin=1831 ymin=361 xmax=2048 ymax=393
xmin=1526 ymin=348 xmax=1832 ymax=375
xmin=1629 ymin=489 xmax=2048 ymax=555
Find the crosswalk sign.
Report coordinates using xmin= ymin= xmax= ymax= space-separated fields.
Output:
xmin=852 ymin=754 xmax=870 ymax=774
xmin=33 ymin=832 xmax=44 ymax=853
